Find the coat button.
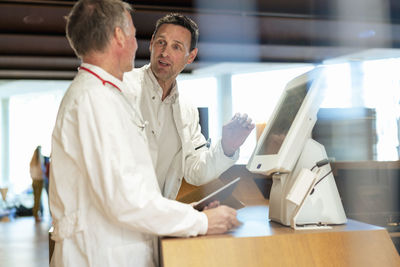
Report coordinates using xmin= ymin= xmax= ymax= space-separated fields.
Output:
xmin=152 ymin=96 xmax=155 ymax=100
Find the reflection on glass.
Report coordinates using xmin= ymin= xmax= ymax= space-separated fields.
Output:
xmin=257 ymin=83 xmax=308 ymax=155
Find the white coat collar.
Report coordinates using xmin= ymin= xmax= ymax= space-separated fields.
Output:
xmin=144 ymin=64 xmax=179 ymax=104
xmin=80 ymin=63 xmax=129 ymax=93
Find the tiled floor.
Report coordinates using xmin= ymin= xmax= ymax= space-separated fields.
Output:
xmin=0 ymin=216 xmax=51 ymax=267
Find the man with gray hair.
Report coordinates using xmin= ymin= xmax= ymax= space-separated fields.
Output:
xmin=50 ymin=1 xmax=239 ymax=267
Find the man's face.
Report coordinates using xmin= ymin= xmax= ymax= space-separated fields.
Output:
xmin=149 ymin=23 xmax=197 ymax=85
xmin=122 ymin=12 xmax=138 ymax=72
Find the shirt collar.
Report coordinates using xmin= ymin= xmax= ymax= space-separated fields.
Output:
xmin=80 ymin=63 xmax=128 ymax=92
xmin=144 ymin=64 xmax=179 ymax=103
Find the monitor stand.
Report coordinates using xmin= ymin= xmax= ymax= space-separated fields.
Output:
xmin=268 ymin=138 xmax=347 ymax=227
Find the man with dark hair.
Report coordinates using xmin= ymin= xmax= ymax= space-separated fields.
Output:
xmin=50 ymin=3 xmax=239 ymax=267
xmin=153 ymin=13 xmax=199 ymax=51
xmin=125 ymin=13 xmax=254 ymax=200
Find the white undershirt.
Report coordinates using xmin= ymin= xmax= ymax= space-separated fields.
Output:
xmin=153 ymin=95 xmax=181 ymax=193
xmin=140 ymin=67 xmax=181 ymax=193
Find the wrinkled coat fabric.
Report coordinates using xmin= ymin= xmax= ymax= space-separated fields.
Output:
xmin=50 ymin=63 xmax=207 ymax=267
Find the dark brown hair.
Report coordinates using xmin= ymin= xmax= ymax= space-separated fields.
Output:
xmin=153 ymin=13 xmax=199 ymax=51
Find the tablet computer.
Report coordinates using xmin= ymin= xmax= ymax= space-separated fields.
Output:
xmin=193 ymin=177 xmax=241 ymax=211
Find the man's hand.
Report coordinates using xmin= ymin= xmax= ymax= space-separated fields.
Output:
xmin=203 ymin=205 xmax=240 ymax=235
xmin=221 ymin=113 xmax=255 ymax=157
xmin=203 ymin=200 xmax=220 ymax=210
xmin=190 ymin=200 xmax=220 ymax=210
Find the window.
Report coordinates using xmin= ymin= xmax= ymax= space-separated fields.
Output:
xmin=320 ymin=63 xmax=352 ymax=108
xmin=362 ymin=59 xmax=400 ymax=160
xmin=2 ymin=80 xmax=68 ymax=193
xmin=177 ymin=75 xmax=218 ymax=142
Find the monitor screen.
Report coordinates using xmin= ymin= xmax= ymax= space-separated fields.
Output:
xmin=256 ymin=82 xmax=309 ymax=155
xmin=247 ymin=67 xmax=323 ymax=175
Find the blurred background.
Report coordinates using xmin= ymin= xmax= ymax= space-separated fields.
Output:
xmin=0 ymin=0 xmax=399 ymax=265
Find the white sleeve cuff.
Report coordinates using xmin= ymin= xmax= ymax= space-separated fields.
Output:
xmin=198 ymin=211 xmax=208 ymax=235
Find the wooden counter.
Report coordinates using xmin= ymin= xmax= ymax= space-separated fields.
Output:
xmin=161 ymin=205 xmax=400 ymax=267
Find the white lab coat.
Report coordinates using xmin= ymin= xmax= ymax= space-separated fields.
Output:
xmin=49 ymin=63 xmax=207 ymax=267
xmin=124 ymin=65 xmax=238 ymax=199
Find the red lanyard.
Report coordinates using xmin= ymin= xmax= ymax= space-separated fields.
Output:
xmin=79 ymin=66 xmax=121 ymax=92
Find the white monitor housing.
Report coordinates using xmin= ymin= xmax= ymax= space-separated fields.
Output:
xmin=247 ymin=67 xmax=346 ymax=227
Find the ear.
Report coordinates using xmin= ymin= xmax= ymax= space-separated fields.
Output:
xmin=114 ymin=27 xmax=126 ymax=47
xmin=149 ymin=35 xmax=154 ymax=53
xmin=186 ymin=48 xmax=198 ymax=64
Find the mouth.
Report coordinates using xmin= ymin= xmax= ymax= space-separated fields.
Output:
xmin=158 ymin=59 xmax=171 ymax=67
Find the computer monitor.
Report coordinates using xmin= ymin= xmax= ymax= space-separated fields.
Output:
xmin=247 ymin=67 xmax=346 ymax=227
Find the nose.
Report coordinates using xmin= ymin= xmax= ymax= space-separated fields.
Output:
xmin=160 ymin=45 xmax=170 ymax=58
xmin=134 ymin=37 xmax=138 ymax=52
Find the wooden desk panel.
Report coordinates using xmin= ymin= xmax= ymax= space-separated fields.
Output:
xmin=162 ymin=229 xmax=398 ymax=267
xmin=161 ymin=206 xmax=400 ymax=267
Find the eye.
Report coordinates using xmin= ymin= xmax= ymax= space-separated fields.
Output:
xmin=173 ymin=44 xmax=182 ymax=50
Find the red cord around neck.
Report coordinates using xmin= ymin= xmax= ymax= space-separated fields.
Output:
xmin=79 ymin=66 xmax=121 ymax=92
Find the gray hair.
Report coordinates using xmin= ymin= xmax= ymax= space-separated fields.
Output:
xmin=66 ymin=0 xmax=132 ymax=58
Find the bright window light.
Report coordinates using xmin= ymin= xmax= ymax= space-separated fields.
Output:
xmin=177 ymin=76 xmax=218 ymax=142
xmin=320 ymin=63 xmax=352 ymax=108
xmin=362 ymin=58 xmax=400 ymax=160
xmin=5 ymin=80 xmax=68 ymax=193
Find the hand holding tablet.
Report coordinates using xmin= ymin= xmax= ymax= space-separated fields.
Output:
xmin=193 ymin=177 xmax=241 ymax=211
